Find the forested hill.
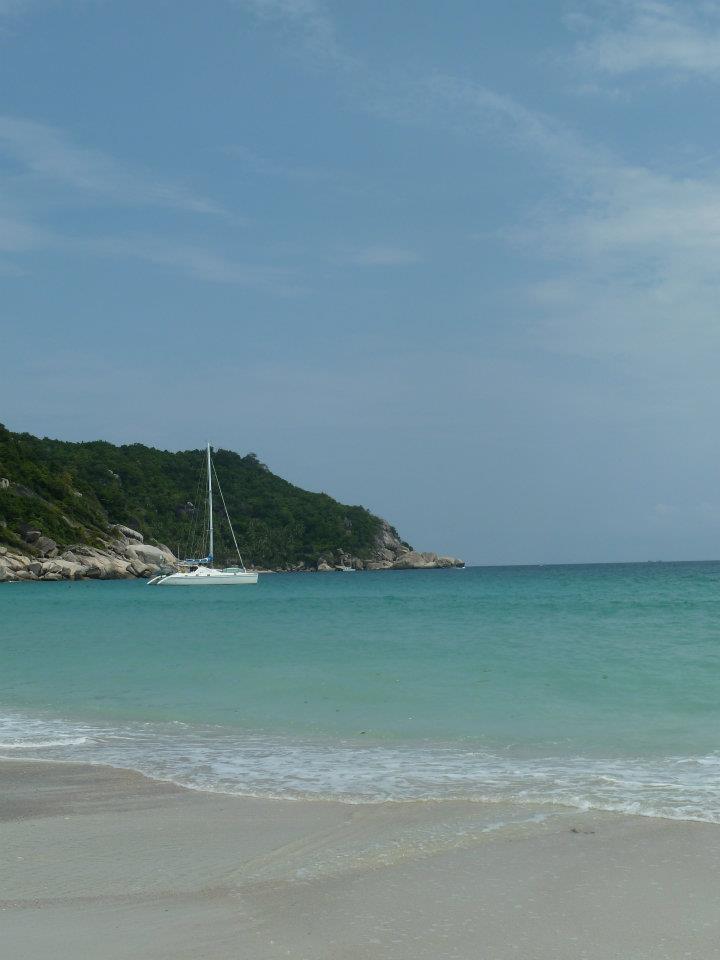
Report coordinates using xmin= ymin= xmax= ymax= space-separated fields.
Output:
xmin=0 ymin=424 xmax=401 ymax=569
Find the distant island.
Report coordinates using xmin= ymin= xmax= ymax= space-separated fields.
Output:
xmin=0 ymin=425 xmax=463 ymax=581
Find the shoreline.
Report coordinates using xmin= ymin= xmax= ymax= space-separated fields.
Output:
xmin=3 ymin=706 xmax=719 ymax=823
xmin=3 ymin=758 xmax=720 ymax=959
xmin=0 ymin=559 xmax=466 ymax=582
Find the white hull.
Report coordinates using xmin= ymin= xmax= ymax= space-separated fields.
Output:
xmin=155 ymin=569 xmax=258 ymax=586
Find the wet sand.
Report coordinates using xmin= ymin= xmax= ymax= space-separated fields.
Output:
xmin=2 ymin=758 xmax=719 ymax=959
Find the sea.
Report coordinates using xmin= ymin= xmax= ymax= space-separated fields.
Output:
xmin=2 ymin=562 xmax=720 ymax=822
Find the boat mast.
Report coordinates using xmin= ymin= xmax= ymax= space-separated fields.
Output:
xmin=207 ymin=442 xmax=214 ymax=563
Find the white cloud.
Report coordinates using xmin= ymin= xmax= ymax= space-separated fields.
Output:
xmin=569 ymin=1 xmax=720 ymax=79
xmin=0 ymin=116 xmax=223 ymax=214
xmin=360 ymin=68 xmax=720 ymax=365
xmin=229 ymin=0 xmax=720 ymax=367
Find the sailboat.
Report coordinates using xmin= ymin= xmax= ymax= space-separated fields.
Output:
xmin=149 ymin=443 xmax=258 ymax=586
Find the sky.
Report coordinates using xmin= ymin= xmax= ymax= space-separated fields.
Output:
xmin=3 ymin=0 xmax=720 ymax=564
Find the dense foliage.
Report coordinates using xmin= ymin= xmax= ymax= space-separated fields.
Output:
xmin=0 ymin=425 xmax=386 ymax=568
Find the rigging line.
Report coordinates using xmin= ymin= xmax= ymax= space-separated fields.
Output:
xmin=183 ymin=458 xmax=205 ymax=560
xmin=211 ymin=458 xmax=245 ymax=570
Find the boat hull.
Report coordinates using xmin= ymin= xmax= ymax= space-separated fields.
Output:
xmin=155 ymin=570 xmax=258 ymax=586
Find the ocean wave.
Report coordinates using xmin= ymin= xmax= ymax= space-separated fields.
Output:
xmin=1 ymin=711 xmax=720 ymax=823
xmin=0 ymin=736 xmax=90 ymax=749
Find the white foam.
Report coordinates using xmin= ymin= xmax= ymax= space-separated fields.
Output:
xmin=2 ymin=710 xmax=720 ymax=823
xmin=0 ymin=737 xmax=90 ymax=749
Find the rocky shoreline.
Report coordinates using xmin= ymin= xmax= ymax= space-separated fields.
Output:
xmin=0 ymin=521 xmax=463 ymax=582
xmin=0 ymin=524 xmax=177 ymax=582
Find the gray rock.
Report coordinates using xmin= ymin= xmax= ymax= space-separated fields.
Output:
xmin=391 ymin=551 xmax=431 ymax=569
xmin=125 ymin=543 xmax=175 ymax=567
xmin=66 ymin=545 xmax=97 ymax=558
xmin=23 ymin=529 xmax=41 ymax=544
xmin=316 ymin=560 xmax=334 ymax=572
xmin=35 ymin=536 xmax=58 ymax=558
xmin=112 ymin=524 xmax=144 ymax=543
xmin=391 ymin=550 xmax=464 ymax=570
xmin=43 ymin=558 xmax=86 ymax=580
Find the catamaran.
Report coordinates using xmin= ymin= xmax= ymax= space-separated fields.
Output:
xmin=148 ymin=443 xmax=258 ymax=586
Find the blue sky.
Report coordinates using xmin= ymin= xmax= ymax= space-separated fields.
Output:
xmin=3 ymin=0 xmax=720 ymax=563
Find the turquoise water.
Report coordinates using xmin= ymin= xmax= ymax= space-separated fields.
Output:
xmin=2 ymin=563 xmax=720 ymax=819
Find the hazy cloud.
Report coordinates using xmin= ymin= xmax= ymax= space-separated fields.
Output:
xmin=226 ymin=0 xmax=720 ymax=367
xmin=345 ymin=244 xmax=421 ymax=266
xmin=92 ymin=235 xmax=298 ymax=289
xmin=568 ymin=1 xmax=720 ymax=79
xmin=0 ymin=116 xmax=223 ymax=213
xmin=231 ymin=0 xmax=358 ymax=70
xmin=0 ymin=213 xmax=49 ymax=251
xmin=225 ymin=145 xmax=335 ymax=183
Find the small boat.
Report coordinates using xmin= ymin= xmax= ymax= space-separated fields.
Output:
xmin=337 ymin=565 xmax=355 ymax=572
xmin=149 ymin=443 xmax=258 ymax=587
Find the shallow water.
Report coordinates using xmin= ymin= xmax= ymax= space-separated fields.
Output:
xmin=2 ymin=563 xmax=720 ymax=819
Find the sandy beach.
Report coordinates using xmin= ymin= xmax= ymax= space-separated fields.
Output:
xmin=1 ymin=759 xmax=718 ymax=959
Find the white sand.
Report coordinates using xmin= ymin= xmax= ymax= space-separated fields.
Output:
xmin=2 ymin=758 xmax=719 ymax=959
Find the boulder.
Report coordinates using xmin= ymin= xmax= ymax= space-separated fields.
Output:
xmin=112 ymin=524 xmax=144 ymax=543
xmin=27 ymin=561 xmax=44 ymax=576
xmin=125 ymin=543 xmax=175 ymax=567
xmin=65 ymin=545 xmax=132 ymax=578
xmin=391 ymin=551 xmax=464 ymax=570
xmin=396 ymin=551 xmax=445 ymax=569
xmin=35 ymin=536 xmax=58 ymax=558
xmin=316 ymin=560 xmax=334 ymax=572
xmin=23 ymin=528 xmax=42 ymax=544
xmin=43 ymin=558 xmax=86 ymax=580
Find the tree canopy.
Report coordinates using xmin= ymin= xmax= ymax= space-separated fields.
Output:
xmin=0 ymin=426 xmax=386 ymax=568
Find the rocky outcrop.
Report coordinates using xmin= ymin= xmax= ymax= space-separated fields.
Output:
xmin=307 ymin=521 xmax=463 ymax=572
xmin=0 ymin=525 xmax=179 ymax=583
xmin=388 ymin=550 xmax=463 ymax=570
xmin=0 ymin=516 xmax=462 ymax=581
xmin=350 ymin=521 xmax=463 ymax=571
